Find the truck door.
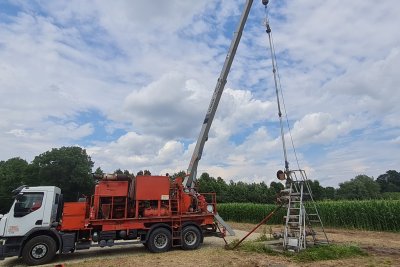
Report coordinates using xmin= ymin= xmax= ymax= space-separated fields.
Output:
xmin=4 ymin=192 xmax=46 ymax=237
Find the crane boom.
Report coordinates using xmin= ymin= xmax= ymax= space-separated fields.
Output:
xmin=184 ymin=0 xmax=254 ymax=189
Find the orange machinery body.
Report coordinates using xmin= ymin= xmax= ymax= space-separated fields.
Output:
xmin=60 ymin=175 xmax=215 ymax=232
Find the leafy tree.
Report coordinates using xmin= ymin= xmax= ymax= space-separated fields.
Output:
xmin=114 ymin=169 xmax=123 ymax=174
xmin=336 ymin=175 xmax=380 ymax=200
xmin=123 ymin=170 xmax=132 ymax=176
xmin=253 ymin=182 xmax=276 ymax=204
xmin=25 ymin=146 xmax=94 ymax=201
xmin=323 ymin=186 xmax=336 ymax=199
xmin=197 ymin=173 xmax=225 ymax=202
xmin=227 ymin=181 xmax=249 ymax=202
xmin=171 ymin=171 xmax=186 ymax=179
xmin=270 ymin=181 xmax=284 ymax=194
xmin=308 ymin=180 xmax=325 ymax=200
xmin=94 ymin=167 xmax=104 ymax=175
xmin=376 ymin=170 xmax=400 ymax=193
xmin=0 ymin=158 xmax=29 ymax=213
xmin=198 ymin=173 xmax=283 ymax=204
xmin=215 ymin=176 xmax=229 ymax=202
xmin=198 ymin=173 xmax=221 ymax=194
xmin=198 ymin=173 xmax=216 ymax=192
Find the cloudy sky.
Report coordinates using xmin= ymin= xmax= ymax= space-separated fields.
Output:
xmin=1 ymin=0 xmax=399 ymax=187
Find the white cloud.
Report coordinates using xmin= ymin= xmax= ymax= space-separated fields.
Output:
xmin=123 ymin=72 xmax=207 ymax=139
xmin=87 ymin=131 xmax=186 ymax=175
xmin=289 ymin=113 xmax=354 ymax=146
xmin=1 ymin=0 xmax=400 ymax=188
xmin=392 ymin=136 xmax=400 ymax=145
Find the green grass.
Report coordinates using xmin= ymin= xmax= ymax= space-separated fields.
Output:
xmin=254 ymin=225 xmax=274 ymax=242
xmin=227 ymin=240 xmax=367 ymax=263
xmin=291 ymin=244 xmax=368 ymax=262
xmin=240 ymin=241 xmax=277 ymax=254
xmin=226 ymin=239 xmax=277 ymax=254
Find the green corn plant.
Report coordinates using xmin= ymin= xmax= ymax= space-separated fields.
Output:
xmin=218 ymin=200 xmax=400 ymax=232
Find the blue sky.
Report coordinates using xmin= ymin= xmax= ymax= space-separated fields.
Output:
xmin=1 ymin=0 xmax=399 ymax=187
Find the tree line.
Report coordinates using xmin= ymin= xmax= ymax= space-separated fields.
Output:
xmin=197 ymin=172 xmax=400 ymax=203
xmin=1 ymin=146 xmax=399 ymax=213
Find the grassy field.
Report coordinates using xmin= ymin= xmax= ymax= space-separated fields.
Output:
xmin=218 ymin=199 xmax=400 ymax=231
xmin=5 ymin=223 xmax=399 ymax=267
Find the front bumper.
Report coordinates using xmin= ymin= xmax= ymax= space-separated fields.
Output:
xmin=0 ymin=238 xmax=18 ymax=260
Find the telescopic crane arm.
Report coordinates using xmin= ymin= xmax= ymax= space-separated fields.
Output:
xmin=184 ymin=0 xmax=254 ymax=189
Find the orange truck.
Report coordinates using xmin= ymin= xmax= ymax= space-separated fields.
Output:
xmin=0 ymin=174 xmax=234 ymax=265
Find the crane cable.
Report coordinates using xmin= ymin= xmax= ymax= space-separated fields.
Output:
xmin=263 ymin=3 xmax=302 ymax=172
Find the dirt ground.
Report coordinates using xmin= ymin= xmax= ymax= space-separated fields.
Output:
xmin=2 ymin=222 xmax=400 ymax=267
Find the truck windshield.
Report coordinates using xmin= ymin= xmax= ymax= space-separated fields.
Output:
xmin=14 ymin=192 xmax=44 ymax=217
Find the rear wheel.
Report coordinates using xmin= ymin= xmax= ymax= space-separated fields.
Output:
xmin=181 ymin=225 xmax=201 ymax=250
xmin=146 ymin=228 xmax=171 ymax=253
xmin=22 ymin=235 xmax=57 ymax=266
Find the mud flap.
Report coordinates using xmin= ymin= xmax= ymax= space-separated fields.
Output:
xmin=214 ymin=213 xmax=235 ymax=236
xmin=0 ymin=244 xmax=4 ymax=260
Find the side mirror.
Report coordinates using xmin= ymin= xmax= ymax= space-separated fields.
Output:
xmin=15 ymin=193 xmax=24 ymax=201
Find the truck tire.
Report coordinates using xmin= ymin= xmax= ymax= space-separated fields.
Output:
xmin=146 ymin=228 xmax=171 ymax=253
xmin=181 ymin=225 xmax=201 ymax=250
xmin=22 ymin=235 xmax=57 ymax=266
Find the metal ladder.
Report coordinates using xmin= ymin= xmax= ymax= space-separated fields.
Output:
xmin=171 ymin=215 xmax=182 ymax=247
xmin=261 ymin=0 xmax=329 ymax=251
xmin=282 ymin=170 xmax=329 ymax=251
xmin=170 ymin=187 xmax=182 ymax=247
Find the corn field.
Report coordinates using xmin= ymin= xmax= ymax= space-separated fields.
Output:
xmin=218 ymin=200 xmax=400 ymax=232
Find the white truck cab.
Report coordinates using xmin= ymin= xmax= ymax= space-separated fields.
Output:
xmin=0 ymin=186 xmax=62 ymax=265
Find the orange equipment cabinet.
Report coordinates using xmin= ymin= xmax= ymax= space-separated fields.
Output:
xmin=95 ymin=181 xmax=129 ymax=196
xmin=60 ymin=202 xmax=87 ymax=230
xmin=135 ymin=176 xmax=170 ymax=200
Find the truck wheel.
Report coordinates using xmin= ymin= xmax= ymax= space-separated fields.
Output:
xmin=147 ymin=228 xmax=171 ymax=253
xmin=22 ymin=235 xmax=57 ymax=266
xmin=181 ymin=225 xmax=201 ymax=250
